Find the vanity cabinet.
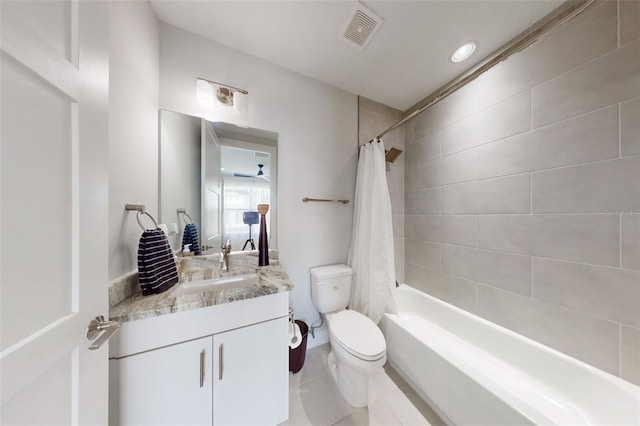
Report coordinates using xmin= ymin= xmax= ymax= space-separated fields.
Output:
xmin=109 ymin=292 xmax=289 ymax=426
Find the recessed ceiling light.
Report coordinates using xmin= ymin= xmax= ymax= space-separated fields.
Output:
xmin=450 ymin=41 xmax=478 ymax=63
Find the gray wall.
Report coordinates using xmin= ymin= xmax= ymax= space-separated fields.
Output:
xmin=108 ymin=1 xmax=159 ymax=280
xmin=403 ymin=0 xmax=639 ymax=385
xmin=358 ymin=97 xmax=405 ymax=284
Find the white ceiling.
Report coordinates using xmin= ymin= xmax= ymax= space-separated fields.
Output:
xmin=151 ymin=0 xmax=563 ymax=111
xmin=221 ymin=145 xmax=271 ymax=178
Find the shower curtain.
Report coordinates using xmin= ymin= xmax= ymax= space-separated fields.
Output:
xmin=348 ymin=138 xmax=397 ymax=324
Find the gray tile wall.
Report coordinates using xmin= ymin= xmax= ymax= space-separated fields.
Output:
xmin=358 ymin=97 xmax=405 ymax=283
xmin=403 ymin=1 xmax=640 ymax=385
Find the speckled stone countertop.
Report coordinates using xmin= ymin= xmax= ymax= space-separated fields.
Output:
xmin=109 ymin=251 xmax=292 ymax=323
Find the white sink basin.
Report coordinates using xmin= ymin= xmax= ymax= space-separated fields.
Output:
xmin=174 ymin=273 xmax=259 ymax=296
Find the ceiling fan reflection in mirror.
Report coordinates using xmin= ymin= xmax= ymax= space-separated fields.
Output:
xmin=234 ymin=163 xmax=270 ymax=182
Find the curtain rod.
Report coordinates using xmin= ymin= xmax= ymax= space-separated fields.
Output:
xmin=376 ymin=0 xmax=598 ymax=139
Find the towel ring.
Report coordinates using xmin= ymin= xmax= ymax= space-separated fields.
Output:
xmin=136 ymin=210 xmax=158 ymax=231
xmin=180 ymin=212 xmax=193 ymax=225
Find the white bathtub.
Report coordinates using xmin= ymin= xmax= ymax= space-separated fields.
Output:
xmin=380 ymin=284 xmax=640 ymax=425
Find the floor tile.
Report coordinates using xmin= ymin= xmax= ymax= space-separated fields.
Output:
xmin=290 ymin=343 xmax=331 ymax=388
xmin=332 ymin=408 xmax=368 ymax=426
xmin=283 ymin=374 xmax=352 ymax=426
xmin=283 ymin=345 xmax=438 ymax=426
xmin=385 ymin=388 xmax=431 ymax=426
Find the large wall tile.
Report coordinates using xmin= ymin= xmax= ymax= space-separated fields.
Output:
xmin=442 ymin=245 xmax=531 ymax=295
xmin=389 ymin=191 xmax=404 ymax=216
xmin=532 ymin=41 xmax=640 ymax=128
xmin=395 ymin=261 xmax=405 ymax=285
xmin=411 ymin=265 xmax=476 ymax=312
xmin=622 ymin=214 xmax=640 ymax=271
xmin=404 ymin=215 xmax=415 ymax=241
xmin=621 ymin=325 xmax=640 ymax=386
xmin=477 ymin=106 xmax=618 ymax=179
xmin=405 ymin=262 xmax=414 ymax=284
xmin=405 ymin=166 xmax=415 ymax=192
xmin=477 ymin=285 xmax=620 ymax=374
xmin=384 ymin=126 xmax=404 ymax=151
xmin=358 ymin=108 xmax=382 ymax=145
xmin=532 ymin=157 xmax=640 ymax=213
xmin=414 ymin=215 xmax=476 ymax=247
xmin=621 ymin=97 xmax=640 ymax=157
xmin=360 ymin=95 xmax=402 ymax=118
xmin=387 ymin=162 xmax=404 ymax=195
xmin=533 ymin=258 xmax=640 ymax=328
xmin=392 ymin=215 xmax=404 ymax=239
xmin=413 ymin=84 xmax=476 ymax=138
xmin=442 ymin=174 xmax=531 ymax=214
xmin=394 ymin=238 xmax=405 ymax=262
xmin=405 ymin=188 xmax=440 ymax=215
xmin=441 ymin=91 xmax=531 ymax=156
xmin=477 ymin=215 xmax=619 ymax=266
xmin=405 ymin=240 xmax=441 ymax=271
xmin=413 ymin=150 xmax=475 ymax=188
xmin=475 ymin=1 xmax=618 ymax=110
xmin=404 ymin=121 xmax=414 ymax=146
xmin=620 ymin=0 xmax=640 ymax=47
xmin=405 ymin=131 xmax=440 ymax=166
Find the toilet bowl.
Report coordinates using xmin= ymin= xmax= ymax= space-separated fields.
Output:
xmin=310 ymin=264 xmax=387 ymax=407
xmin=325 ymin=310 xmax=386 ymax=407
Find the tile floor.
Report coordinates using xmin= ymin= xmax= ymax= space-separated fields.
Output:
xmin=280 ymin=344 xmax=446 ymax=426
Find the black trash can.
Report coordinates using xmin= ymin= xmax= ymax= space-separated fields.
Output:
xmin=289 ymin=320 xmax=308 ymax=374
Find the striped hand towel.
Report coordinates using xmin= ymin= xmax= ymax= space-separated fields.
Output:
xmin=182 ymin=223 xmax=202 ymax=255
xmin=137 ymin=228 xmax=179 ymax=295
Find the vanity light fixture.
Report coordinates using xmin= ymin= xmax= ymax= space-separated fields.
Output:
xmin=196 ymin=77 xmax=249 ymax=111
xmin=450 ymin=41 xmax=478 ymax=63
xmin=196 ymin=78 xmax=215 ymax=108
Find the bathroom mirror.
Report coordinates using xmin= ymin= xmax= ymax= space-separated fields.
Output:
xmin=159 ymin=110 xmax=277 ymax=255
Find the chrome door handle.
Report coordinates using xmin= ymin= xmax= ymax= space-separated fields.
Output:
xmin=86 ymin=315 xmax=121 ymax=350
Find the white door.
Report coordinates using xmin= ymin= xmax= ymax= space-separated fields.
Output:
xmin=1 ymin=1 xmax=110 ymax=424
xmin=213 ymin=317 xmax=289 ymax=426
xmin=201 ymin=119 xmax=222 ymax=254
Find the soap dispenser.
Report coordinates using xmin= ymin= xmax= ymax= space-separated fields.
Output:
xmin=182 ymin=244 xmax=194 ymax=257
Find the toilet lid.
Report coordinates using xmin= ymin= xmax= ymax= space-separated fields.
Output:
xmin=329 ymin=310 xmax=386 ymax=360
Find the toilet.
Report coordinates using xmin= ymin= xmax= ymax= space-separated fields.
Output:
xmin=310 ymin=264 xmax=386 ymax=407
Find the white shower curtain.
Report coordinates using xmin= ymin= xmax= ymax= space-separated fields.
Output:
xmin=348 ymin=138 xmax=397 ymax=324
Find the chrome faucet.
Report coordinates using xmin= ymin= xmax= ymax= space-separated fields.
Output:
xmin=221 ymin=240 xmax=231 ymax=271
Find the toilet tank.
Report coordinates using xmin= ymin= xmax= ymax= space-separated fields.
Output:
xmin=310 ymin=264 xmax=353 ymax=313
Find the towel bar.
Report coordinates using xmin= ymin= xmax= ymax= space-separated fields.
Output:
xmin=302 ymin=198 xmax=349 ymax=204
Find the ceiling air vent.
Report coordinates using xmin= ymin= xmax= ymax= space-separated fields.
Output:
xmin=340 ymin=3 xmax=383 ymax=50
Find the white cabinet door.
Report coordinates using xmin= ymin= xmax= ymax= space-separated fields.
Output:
xmin=213 ymin=317 xmax=289 ymax=426
xmin=112 ymin=337 xmax=213 ymax=426
xmin=1 ymin=1 xmax=110 ymax=424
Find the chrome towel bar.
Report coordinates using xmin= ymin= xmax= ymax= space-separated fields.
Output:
xmin=302 ymin=197 xmax=349 ymax=204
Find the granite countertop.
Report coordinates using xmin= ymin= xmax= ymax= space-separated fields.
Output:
xmin=109 ymin=251 xmax=293 ymax=323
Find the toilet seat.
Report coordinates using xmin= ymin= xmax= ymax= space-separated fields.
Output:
xmin=328 ymin=310 xmax=386 ymax=362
